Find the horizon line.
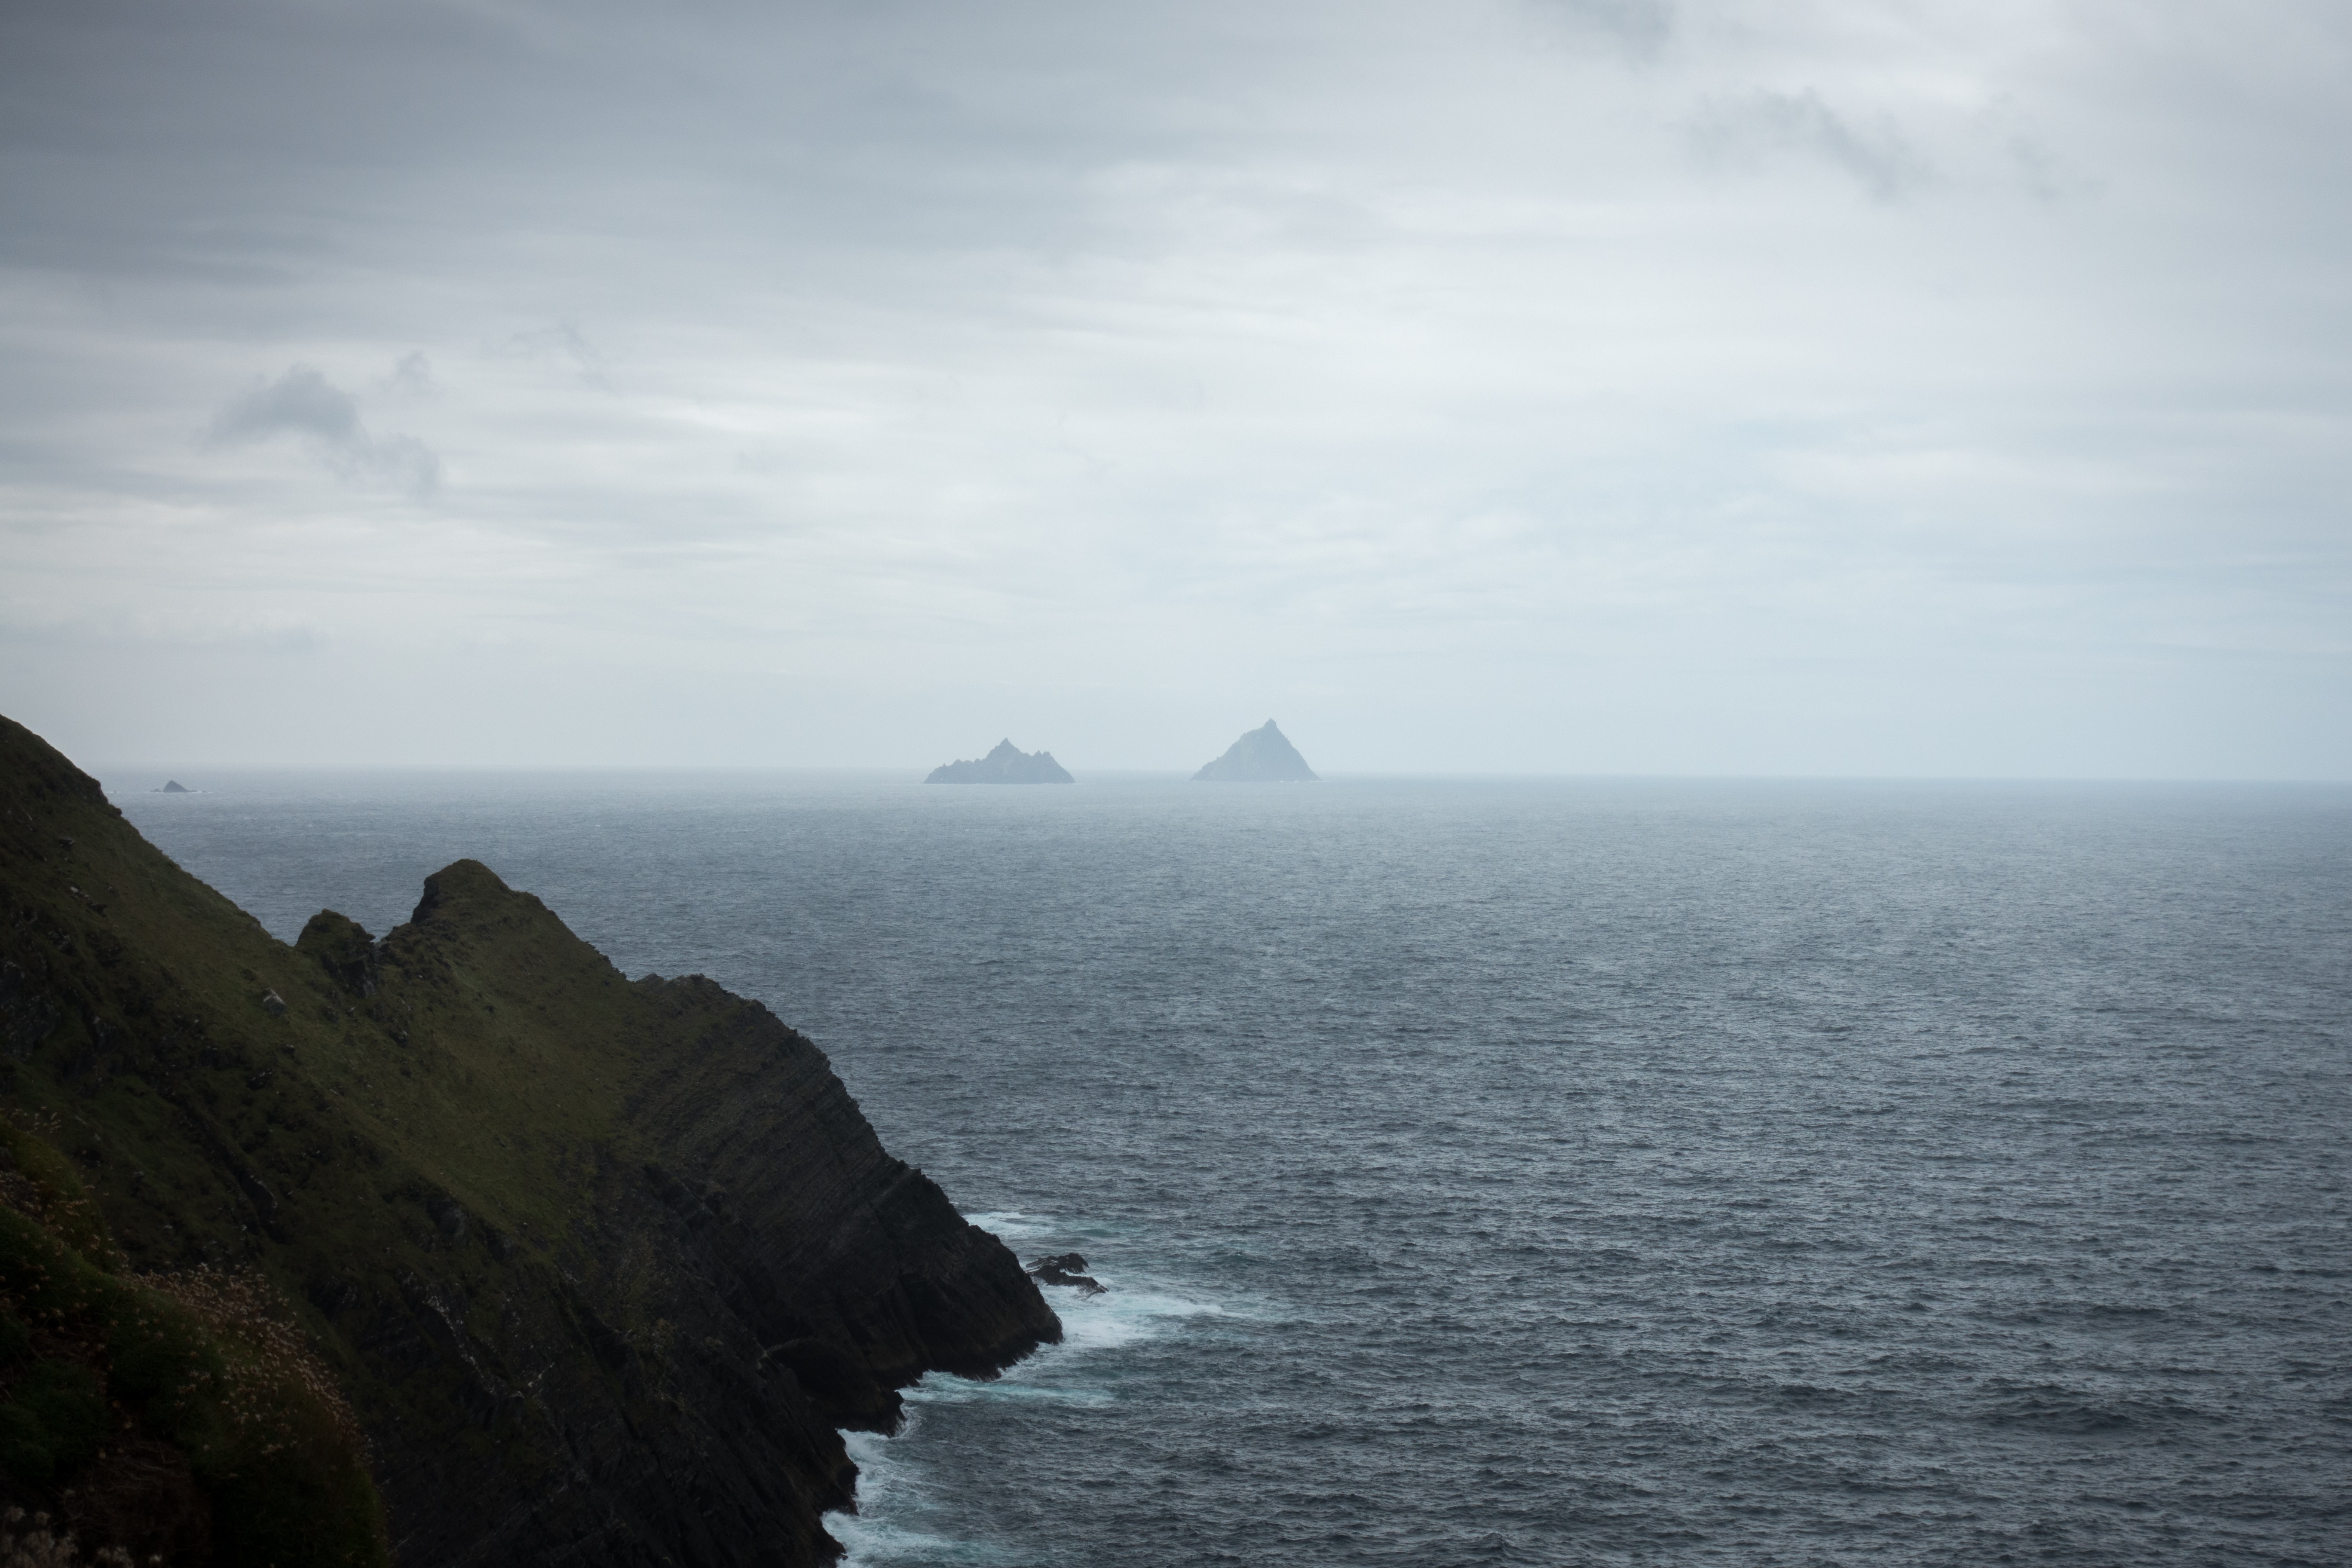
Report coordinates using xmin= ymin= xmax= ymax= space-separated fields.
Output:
xmin=88 ymin=763 xmax=2352 ymax=787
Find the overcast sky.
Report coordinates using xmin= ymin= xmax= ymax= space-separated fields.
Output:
xmin=2 ymin=0 xmax=2346 ymax=775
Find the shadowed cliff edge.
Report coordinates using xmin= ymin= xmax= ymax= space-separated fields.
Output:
xmin=0 ymin=714 xmax=1061 ymax=1566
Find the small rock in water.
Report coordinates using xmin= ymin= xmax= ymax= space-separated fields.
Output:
xmin=1026 ymin=1252 xmax=1107 ymax=1295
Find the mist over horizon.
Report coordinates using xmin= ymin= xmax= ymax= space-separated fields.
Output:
xmin=4 ymin=1 xmax=2348 ymax=778
xmin=74 ymin=759 xmax=2352 ymax=789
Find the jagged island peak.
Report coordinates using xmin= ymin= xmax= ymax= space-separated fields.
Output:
xmin=926 ymin=739 xmax=1075 ymax=784
xmin=1194 ymin=719 xmax=1318 ymax=782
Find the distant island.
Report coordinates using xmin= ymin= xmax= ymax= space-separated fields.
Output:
xmin=927 ymin=739 xmax=1075 ymax=784
xmin=159 ymin=779 xmax=190 ymax=793
xmin=1194 ymin=720 xmax=1318 ymax=782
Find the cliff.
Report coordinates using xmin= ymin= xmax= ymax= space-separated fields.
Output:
xmin=1193 ymin=720 xmax=1318 ymax=782
xmin=0 ymin=714 xmax=1060 ymax=1565
xmin=925 ymin=741 xmax=1074 ymax=784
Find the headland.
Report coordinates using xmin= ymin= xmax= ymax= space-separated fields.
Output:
xmin=0 ymin=714 xmax=1060 ymax=1565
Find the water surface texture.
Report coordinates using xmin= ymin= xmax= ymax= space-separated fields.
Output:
xmin=111 ymin=773 xmax=2352 ymax=1566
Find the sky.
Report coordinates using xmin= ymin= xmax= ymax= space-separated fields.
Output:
xmin=1 ymin=0 xmax=2347 ymax=776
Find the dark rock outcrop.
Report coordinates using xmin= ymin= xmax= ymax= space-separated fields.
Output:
xmin=1193 ymin=719 xmax=1318 ymax=782
xmin=1026 ymin=1253 xmax=1106 ymax=1296
xmin=0 ymin=713 xmax=1062 ymax=1567
xmin=298 ymin=908 xmax=381 ymax=997
xmin=926 ymin=740 xmax=1074 ymax=784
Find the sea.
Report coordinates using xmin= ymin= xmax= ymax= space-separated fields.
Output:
xmin=107 ymin=771 xmax=2351 ymax=1568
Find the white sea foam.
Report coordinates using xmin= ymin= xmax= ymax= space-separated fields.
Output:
xmin=831 ymin=1213 xmax=1255 ymax=1559
xmin=961 ymin=1209 xmax=1051 ymax=1240
xmin=1050 ymin=1277 xmax=1229 ymax=1352
xmin=830 ymin=1217 xmax=1241 ymax=1559
xmin=829 ymin=1429 xmax=1022 ymax=1566
xmin=962 ymin=1210 xmax=1241 ymax=1355
xmin=904 ymin=1260 xmax=1238 ymax=1419
xmin=904 ymin=1369 xmax=1112 ymax=1408
xmin=831 ymin=1518 xmax=1015 ymax=1568
xmin=963 ymin=1210 xmax=1154 ymax=1249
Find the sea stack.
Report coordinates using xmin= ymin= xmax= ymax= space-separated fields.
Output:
xmin=160 ymin=779 xmax=190 ymax=793
xmin=927 ymin=739 xmax=1075 ymax=784
xmin=1194 ymin=720 xmax=1317 ymax=782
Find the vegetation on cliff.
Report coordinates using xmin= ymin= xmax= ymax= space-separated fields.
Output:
xmin=0 ymin=715 xmax=1059 ymax=1565
xmin=0 ymin=1114 xmax=380 ymax=1565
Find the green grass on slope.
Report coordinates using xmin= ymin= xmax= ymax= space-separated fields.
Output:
xmin=0 ymin=1115 xmax=386 ymax=1565
xmin=0 ymin=716 xmax=704 ymax=1556
xmin=1 ymin=713 xmax=889 ymax=1561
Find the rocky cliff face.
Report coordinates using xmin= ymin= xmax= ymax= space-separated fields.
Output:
xmin=0 ymin=714 xmax=1060 ymax=1565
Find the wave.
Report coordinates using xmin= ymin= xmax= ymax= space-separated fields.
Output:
xmin=962 ymin=1210 xmax=1054 ymax=1240
xmin=828 ymin=1215 xmax=1240 ymax=1562
xmin=831 ymin=1429 xmax=1021 ymax=1567
xmin=1052 ymin=1275 xmax=1233 ymax=1352
xmin=962 ymin=1212 xmax=1247 ymax=1351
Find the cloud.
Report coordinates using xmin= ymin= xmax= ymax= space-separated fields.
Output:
xmin=1528 ymin=0 xmax=1675 ymax=57
xmin=382 ymin=351 xmax=437 ymax=398
xmin=4 ymin=0 xmax=2349 ymax=773
xmin=1687 ymin=88 xmax=1932 ymax=202
xmin=204 ymin=364 xmax=441 ymax=497
xmin=208 ymin=364 xmax=362 ymax=446
xmin=490 ymin=326 xmax=609 ymax=389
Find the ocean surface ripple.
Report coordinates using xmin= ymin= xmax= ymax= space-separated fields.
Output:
xmin=116 ymin=773 xmax=2352 ymax=1567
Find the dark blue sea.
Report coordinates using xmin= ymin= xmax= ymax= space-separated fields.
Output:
xmin=107 ymin=772 xmax=2352 ymax=1567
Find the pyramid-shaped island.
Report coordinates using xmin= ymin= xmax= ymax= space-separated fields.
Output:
xmin=1194 ymin=719 xmax=1318 ymax=782
xmin=927 ymin=739 xmax=1075 ymax=784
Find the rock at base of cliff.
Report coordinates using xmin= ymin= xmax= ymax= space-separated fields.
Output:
xmin=926 ymin=740 xmax=1075 ymax=784
xmin=1026 ymin=1252 xmax=1107 ymax=1295
xmin=1193 ymin=720 xmax=1317 ymax=782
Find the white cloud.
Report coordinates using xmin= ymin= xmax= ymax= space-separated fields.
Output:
xmin=1686 ymin=88 xmax=1933 ymax=202
xmin=382 ymin=351 xmax=438 ymax=398
xmin=205 ymin=364 xmax=441 ymax=498
xmin=1525 ymin=0 xmax=1676 ymax=57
